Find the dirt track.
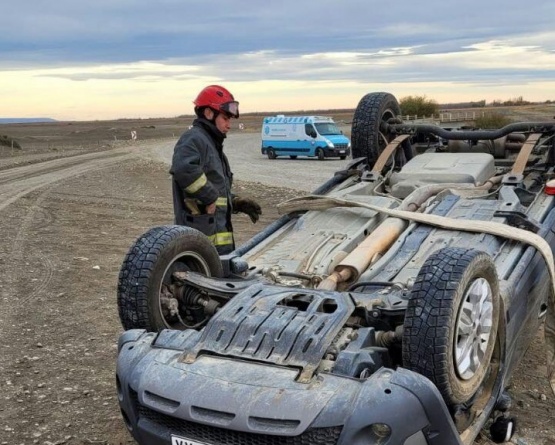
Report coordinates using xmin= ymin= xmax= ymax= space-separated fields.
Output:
xmin=0 ymin=140 xmax=554 ymax=445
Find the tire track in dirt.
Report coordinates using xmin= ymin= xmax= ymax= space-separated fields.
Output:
xmin=0 ymin=148 xmax=140 ymax=318
xmin=0 ymin=149 xmax=137 ymax=212
xmin=8 ymin=196 xmax=56 ymax=308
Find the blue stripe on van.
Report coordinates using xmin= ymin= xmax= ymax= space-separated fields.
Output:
xmin=261 ymin=140 xmax=321 ymax=148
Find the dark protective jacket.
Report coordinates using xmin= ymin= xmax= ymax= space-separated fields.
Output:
xmin=170 ymin=118 xmax=235 ymax=254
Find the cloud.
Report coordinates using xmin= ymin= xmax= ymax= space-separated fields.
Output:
xmin=2 ymin=0 xmax=555 ymax=119
xmin=3 ymin=0 xmax=555 ymax=65
xmin=26 ymin=32 xmax=555 ymax=86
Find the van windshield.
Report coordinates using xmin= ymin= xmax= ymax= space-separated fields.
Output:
xmin=314 ymin=122 xmax=342 ymax=135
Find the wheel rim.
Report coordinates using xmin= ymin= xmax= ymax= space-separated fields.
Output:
xmin=158 ymin=251 xmax=211 ymax=329
xmin=454 ymin=277 xmax=494 ymax=380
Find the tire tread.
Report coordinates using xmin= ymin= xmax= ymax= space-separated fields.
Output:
xmin=117 ymin=225 xmax=221 ymax=331
xmin=402 ymin=247 xmax=499 ymax=405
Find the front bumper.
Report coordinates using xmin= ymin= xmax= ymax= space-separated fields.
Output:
xmin=324 ymin=147 xmax=350 ymax=158
xmin=117 ymin=329 xmax=463 ymax=445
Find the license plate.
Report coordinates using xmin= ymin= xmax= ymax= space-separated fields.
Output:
xmin=171 ymin=435 xmax=211 ymax=445
xmin=339 ymin=150 xmax=345 ymax=154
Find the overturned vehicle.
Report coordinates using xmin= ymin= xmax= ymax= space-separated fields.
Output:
xmin=116 ymin=92 xmax=555 ymax=445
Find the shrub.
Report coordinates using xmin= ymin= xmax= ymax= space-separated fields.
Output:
xmin=0 ymin=135 xmax=21 ymax=149
xmin=474 ymin=113 xmax=513 ymax=129
xmin=399 ymin=95 xmax=439 ymax=117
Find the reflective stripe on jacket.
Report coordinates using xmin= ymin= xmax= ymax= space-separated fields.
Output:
xmin=170 ymin=119 xmax=235 ymax=254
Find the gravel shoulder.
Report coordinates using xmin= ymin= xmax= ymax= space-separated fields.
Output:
xmin=0 ymin=138 xmax=553 ymax=445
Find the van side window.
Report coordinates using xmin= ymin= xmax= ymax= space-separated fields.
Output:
xmin=305 ymin=124 xmax=316 ymax=138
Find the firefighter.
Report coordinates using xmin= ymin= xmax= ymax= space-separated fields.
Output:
xmin=170 ymin=85 xmax=262 ymax=255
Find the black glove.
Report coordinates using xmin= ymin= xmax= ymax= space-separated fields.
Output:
xmin=233 ymin=197 xmax=262 ymax=223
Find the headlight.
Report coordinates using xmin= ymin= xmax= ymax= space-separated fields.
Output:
xmin=327 ymin=141 xmax=334 ymax=148
xmin=348 ymin=142 xmax=351 ymax=148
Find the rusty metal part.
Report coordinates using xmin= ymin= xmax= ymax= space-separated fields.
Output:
xmin=511 ymin=133 xmax=542 ymax=175
xmin=317 ymin=216 xmax=407 ymax=290
xmin=318 ymin=267 xmax=353 ymax=290
xmin=371 ymin=134 xmax=411 ymax=173
xmin=314 ymin=175 xmax=502 ymax=291
xmin=332 ymin=218 xmax=406 ymax=284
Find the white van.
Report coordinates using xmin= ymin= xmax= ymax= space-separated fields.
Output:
xmin=261 ymin=115 xmax=351 ymax=160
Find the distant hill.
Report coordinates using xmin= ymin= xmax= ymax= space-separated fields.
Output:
xmin=0 ymin=118 xmax=57 ymax=124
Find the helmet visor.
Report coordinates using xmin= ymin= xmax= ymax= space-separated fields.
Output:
xmin=221 ymin=101 xmax=239 ymax=118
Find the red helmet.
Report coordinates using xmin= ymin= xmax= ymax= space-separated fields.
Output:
xmin=193 ymin=85 xmax=239 ymax=118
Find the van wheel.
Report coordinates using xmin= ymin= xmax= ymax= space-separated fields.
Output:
xmin=267 ymin=148 xmax=277 ymax=159
xmin=289 ymin=155 xmax=297 ymax=159
xmin=351 ymin=92 xmax=404 ymax=167
xmin=316 ymin=148 xmax=325 ymax=160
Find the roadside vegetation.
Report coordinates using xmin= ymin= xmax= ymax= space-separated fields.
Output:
xmin=396 ymin=94 xmax=553 ymax=127
xmin=399 ymin=95 xmax=440 ymax=116
xmin=0 ymin=134 xmax=21 ymax=149
xmin=474 ymin=112 xmax=514 ymax=129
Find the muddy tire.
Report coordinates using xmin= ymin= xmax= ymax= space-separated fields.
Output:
xmin=117 ymin=225 xmax=223 ymax=331
xmin=402 ymin=247 xmax=500 ymax=406
xmin=351 ymin=92 xmax=401 ymax=166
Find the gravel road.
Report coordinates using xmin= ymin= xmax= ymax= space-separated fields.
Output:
xmin=146 ymin=132 xmax=352 ymax=192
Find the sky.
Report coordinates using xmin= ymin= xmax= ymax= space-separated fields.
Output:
xmin=2 ymin=0 xmax=555 ymax=121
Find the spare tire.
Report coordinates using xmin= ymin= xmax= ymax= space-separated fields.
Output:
xmin=117 ymin=225 xmax=223 ymax=331
xmin=351 ymin=92 xmax=402 ymax=166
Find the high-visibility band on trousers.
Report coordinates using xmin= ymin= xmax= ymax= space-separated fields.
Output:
xmin=185 ymin=173 xmax=208 ymax=194
xmin=207 ymin=231 xmax=234 ymax=247
xmin=216 ymin=197 xmax=228 ymax=206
